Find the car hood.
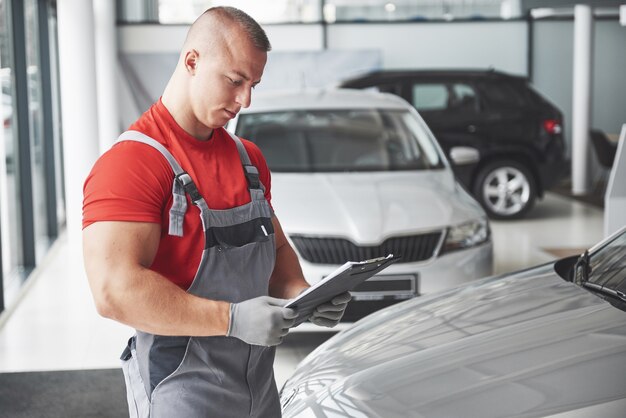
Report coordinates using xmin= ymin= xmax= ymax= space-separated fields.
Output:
xmin=271 ymin=170 xmax=483 ymax=242
xmin=281 ymin=265 xmax=626 ymax=417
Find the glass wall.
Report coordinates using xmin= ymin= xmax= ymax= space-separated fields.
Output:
xmin=0 ymin=0 xmax=25 ymax=307
xmin=325 ymin=0 xmax=522 ymax=22
xmin=0 ymin=0 xmax=64 ymax=313
xmin=118 ymin=0 xmax=322 ymax=23
xmin=117 ymin=0 xmax=521 ymax=23
xmin=48 ymin=4 xmax=65 ymax=231
xmin=25 ymin=0 xmax=50 ymax=261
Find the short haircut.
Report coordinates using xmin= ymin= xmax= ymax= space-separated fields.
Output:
xmin=203 ymin=6 xmax=272 ymax=52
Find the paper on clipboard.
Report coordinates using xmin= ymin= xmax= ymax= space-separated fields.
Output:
xmin=286 ymin=254 xmax=400 ymax=326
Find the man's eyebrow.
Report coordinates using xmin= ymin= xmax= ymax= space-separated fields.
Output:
xmin=233 ymin=71 xmax=250 ymax=81
xmin=233 ymin=71 xmax=261 ymax=84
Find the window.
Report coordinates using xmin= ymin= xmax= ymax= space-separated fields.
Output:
xmin=573 ymin=230 xmax=626 ymax=312
xmin=412 ymin=82 xmax=479 ymax=113
xmin=412 ymin=84 xmax=448 ymax=111
xmin=0 ymin=0 xmax=24 ymax=306
xmin=236 ymin=109 xmax=443 ymax=173
xmin=324 ymin=0 xmax=522 ymax=22
xmin=118 ymin=0 xmax=523 ymax=23
xmin=25 ymin=0 xmax=51 ymax=260
xmin=118 ymin=0 xmax=322 ymax=24
xmin=0 ymin=0 xmax=63 ymax=312
xmin=449 ymin=83 xmax=479 ymax=113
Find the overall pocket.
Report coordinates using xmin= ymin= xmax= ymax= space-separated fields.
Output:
xmin=204 ymin=216 xmax=273 ymax=250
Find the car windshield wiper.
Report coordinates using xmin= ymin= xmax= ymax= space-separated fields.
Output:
xmin=574 ymin=251 xmax=626 ymax=303
xmin=581 ymin=281 xmax=626 ymax=303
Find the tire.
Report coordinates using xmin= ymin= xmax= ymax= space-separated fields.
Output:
xmin=473 ymin=160 xmax=537 ymax=220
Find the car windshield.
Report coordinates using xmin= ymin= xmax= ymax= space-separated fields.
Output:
xmin=235 ymin=109 xmax=444 ymax=173
xmin=572 ymin=229 xmax=626 ymax=311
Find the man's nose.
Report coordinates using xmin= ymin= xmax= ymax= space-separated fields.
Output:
xmin=236 ymin=87 xmax=252 ymax=109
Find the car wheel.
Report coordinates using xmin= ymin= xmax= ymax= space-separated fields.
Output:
xmin=473 ymin=160 xmax=537 ymax=220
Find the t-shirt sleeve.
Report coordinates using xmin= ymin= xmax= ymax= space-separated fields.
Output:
xmin=83 ymin=141 xmax=173 ymax=229
xmin=243 ymin=139 xmax=272 ymax=210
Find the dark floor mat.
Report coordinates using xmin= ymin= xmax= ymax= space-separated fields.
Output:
xmin=0 ymin=368 xmax=129 ymax=418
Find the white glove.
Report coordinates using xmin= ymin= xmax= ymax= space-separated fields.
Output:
xmin=310 ymin=292 xmax=352 ymax=328
xmin=227 ymin=296 xmax=298 ymax=346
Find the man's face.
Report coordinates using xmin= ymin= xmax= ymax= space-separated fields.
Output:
xmin=188 ymin=30 xmax=267 ymax=135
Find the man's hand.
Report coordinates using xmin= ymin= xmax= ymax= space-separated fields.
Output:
xmin=310 ymin=292 xmax=352 ymax=328
xmin=227 ymin=296 xmax=298 ymax=346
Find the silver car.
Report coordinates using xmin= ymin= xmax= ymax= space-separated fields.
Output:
xmin=230 ymin=89 xmax=493 ymax=321
xmin=280 ymin=227 xmax=626 ymax=417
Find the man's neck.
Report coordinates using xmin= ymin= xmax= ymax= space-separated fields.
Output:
xmin=161 ymin=89 xmax=213 ymax=141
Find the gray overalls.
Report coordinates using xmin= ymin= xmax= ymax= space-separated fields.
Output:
xmin=117 ymin=130 xmax=280 ymax=418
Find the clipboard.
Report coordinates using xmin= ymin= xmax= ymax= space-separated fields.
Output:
xmin=286 ymin=254 xmax=400 ymax=326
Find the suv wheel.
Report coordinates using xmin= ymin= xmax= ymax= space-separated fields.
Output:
xmin=473 ymin=160 xmax=536 ymax=220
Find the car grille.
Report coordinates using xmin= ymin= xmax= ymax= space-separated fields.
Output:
xmin=290 ymin=231 xmax=444 ymax=265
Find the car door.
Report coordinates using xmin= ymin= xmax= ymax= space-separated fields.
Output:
xmin=409 ymin=79 xmax=486 ymax=153
xmin=474 ymin=79 xmax=533 ymax=148
xmin=408 ymin=79 xmax=488 ymax=188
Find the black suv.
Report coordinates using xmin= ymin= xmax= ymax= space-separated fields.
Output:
xmin=340 ymin=69 xmax=568 ymax=220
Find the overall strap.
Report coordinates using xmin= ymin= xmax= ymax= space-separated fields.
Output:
xmin=223 ymin=130 xmax=263 ymax=191
xmin=116 ymin=130 xmax=204 ymax=237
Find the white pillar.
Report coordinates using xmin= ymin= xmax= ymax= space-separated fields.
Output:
xmin=500 ymin=0 xmax=521 ymax=19
xmin=571 ymin=4 xmax=593 ymax=195
xmin=94 ymin=0 xmax=119 ymax=153
xmin=57 ymin=0 xmax=100 ymax=254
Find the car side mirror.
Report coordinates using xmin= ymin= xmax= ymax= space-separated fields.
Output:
xmin=449 ymin=146 xmax=480 ymax=165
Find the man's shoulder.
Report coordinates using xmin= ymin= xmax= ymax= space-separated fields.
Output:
xmin=95 ymin=138 xmax=173 ymax=181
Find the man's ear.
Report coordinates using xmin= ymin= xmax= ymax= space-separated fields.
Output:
xmin=184 ymin=49 xmax=199 ymax=74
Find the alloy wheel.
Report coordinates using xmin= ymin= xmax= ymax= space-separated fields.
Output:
xmin=482 ymin=166 xmax=531 ymax=217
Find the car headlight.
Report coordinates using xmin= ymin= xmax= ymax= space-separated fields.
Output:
xmin=442 ymin=218 xmax=490 ymax=253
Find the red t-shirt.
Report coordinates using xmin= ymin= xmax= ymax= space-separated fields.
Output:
xmin=83 ymin=99 xmax=272 ymax=289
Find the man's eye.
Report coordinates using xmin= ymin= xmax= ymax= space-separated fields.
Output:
xmin=227 ymin=77 xmax=243 ymax=86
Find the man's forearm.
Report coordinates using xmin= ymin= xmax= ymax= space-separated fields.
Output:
xmin=84 ymin=222 xmax=231 ymax=337
xmin=90 ymin=265 xmax=230 ymax=337
xmin=268 ymin=240 xmax=310 ymax=299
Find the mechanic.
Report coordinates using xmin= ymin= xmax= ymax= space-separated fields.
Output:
xmin=82 ymin=7 xmax=350 ymax=418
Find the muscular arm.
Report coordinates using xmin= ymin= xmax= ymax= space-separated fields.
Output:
xmin=268 ymin=216 xmax=310 ymax=299
xmin=83 ymin=221 xmax=230 ymax=336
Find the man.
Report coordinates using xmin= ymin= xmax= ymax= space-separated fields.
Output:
xmin=82 ymin=7 xmax=349 ymax=418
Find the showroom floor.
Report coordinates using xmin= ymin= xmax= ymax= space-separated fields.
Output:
xmin=0 ymin=192 xmax=605 ymax=389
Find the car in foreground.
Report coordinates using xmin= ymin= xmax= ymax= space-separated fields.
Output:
xmin=339 ymin=69 xmax=568 ymax=220
xmin=229 ymin=89 xmax=492 ymax=321
xmin=280 ymin=226 xmax=626 ymax=417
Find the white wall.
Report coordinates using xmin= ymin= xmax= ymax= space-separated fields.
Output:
xmin=264 ymin=24 xmax=324 ymax=51
xmin=117 ymin=23 xmax=324 ymax=53
xmin=118 ymin=25 xmax=187 ymax=53
xmin=328 ymin=21 xmax=528 ymax=75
